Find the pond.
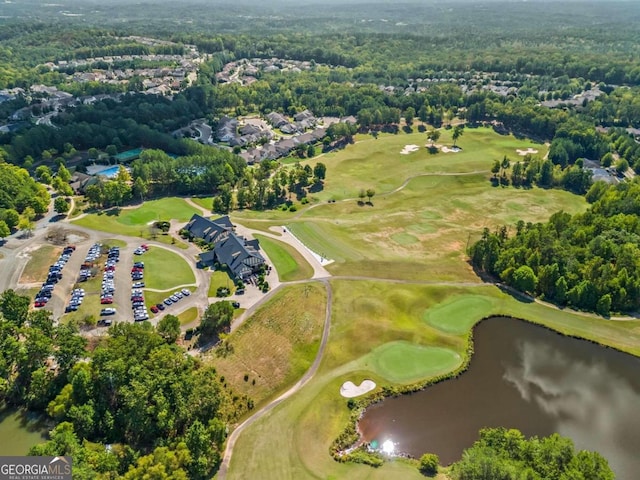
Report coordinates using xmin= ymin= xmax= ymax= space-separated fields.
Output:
xmin=0 ymin=408 xmax=48 ymax=455
xmin=358 ymin=316 xmax=640 ymax=480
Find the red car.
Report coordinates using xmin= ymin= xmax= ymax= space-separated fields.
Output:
xmin=131 ymin=296 xmax=144 ymax=302
xmin=131 ymin=267 xmax=143 ymax=273
xmin=100 ymin=297 xmax=114 ymax=304
xmin=105 ymin=266 xmax=115 ymax=272
xmin=34 ymin=301 xmax=46 ymax=308
xmin=150 ymin=305 xmax=159 ymax=314
xmin=141 ymin=244 xmax=149 ymax=251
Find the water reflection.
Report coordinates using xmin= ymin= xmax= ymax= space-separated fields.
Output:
xmin=504 ymin=339 xmax=640 ymax=478
xmin=358 ymin=317 xmax=640 ymax=479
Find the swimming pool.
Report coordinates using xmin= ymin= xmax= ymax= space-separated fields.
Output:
xmin=96 ymin=165 xmax=124 ymax=178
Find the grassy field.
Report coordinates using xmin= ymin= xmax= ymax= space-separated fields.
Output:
xmin=72 ymin=198 xmax=199 ymax=236
xmin=191 ymin=196 xmax=213 ymax=211
xmin=19 ymin=245 xmax=62 ymax=284
xmin=210 ymin=283 xmax=326 ymax=410
xmin=230 ymin=129 xmax=584 ymax=283
xmin=254 ymin=234 xmax=314 ymax=282
xmin=142 ymin=246 xmax=195 ymax=290
xmin=177 ymin=307 xmax=199 ymax=325
xmin=208 ymin=269 xmax=236 ymax=297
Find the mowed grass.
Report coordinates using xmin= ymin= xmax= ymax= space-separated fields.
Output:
xmin=72 ymin=197 xmax=199 ymax=236
xmin=177 ymin=307 xmax=199 ymax=325
xmin=254 ymin=234 xmax=313 ymax=282
xmin=142 ymin=247 xmax=195 ymax=291
xmin=312 ymin=127 xmax=548 ymax=200
xmin=210 ymin=283 xmax=327 ymax=409
xmin=19 ymin=245 xmax=62 ymax=284
xmin=190 ymin=196 xmax=213 ymax=211
xmin=282 ymin=174 xmax=586 ymax=282
xmin=366 ymin=341 xmax=461 ymax=383
xmin=423 ymin=295 xmax=496 ymax=334
xmin=229 ymin=281 xmax=640 ymax=480
xmin=207 ymin=270 xmax=235 ymax=297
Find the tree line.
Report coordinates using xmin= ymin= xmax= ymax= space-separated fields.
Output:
xmin=471 ymin=179 xmax=640 ymax=315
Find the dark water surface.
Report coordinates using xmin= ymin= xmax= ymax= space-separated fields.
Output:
xmin=359 ymin=317 xmax=640 ymax=479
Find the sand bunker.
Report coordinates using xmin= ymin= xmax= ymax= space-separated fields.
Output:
xmin=441 ymin=146 xmax=462 ymax=153
xmin=516 ymin=147 xmax=539 ymax=156
xmin=400 ymin=144 xmax=420 ymax=155
xmin=340 ymin=380 xmax=377 ymax=398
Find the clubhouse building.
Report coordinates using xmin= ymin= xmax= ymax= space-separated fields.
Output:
xmin=184 ymin=214 xmax=265 ymax=280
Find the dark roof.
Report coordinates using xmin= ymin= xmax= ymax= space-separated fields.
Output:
xmin=215 ymin=233 xmax=265 ymax=278
xmin=184 ymin=216 xmax=265 ymax=279
xmin=185 ymin=214 xmax=233 ymax=244
xmin=199 ymin=250 xmax=216 ymax=264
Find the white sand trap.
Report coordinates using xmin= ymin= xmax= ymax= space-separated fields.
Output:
xmin=441 ymin=146 xmax=462 ymax=153
xmin=516 ymin=147 xmax=539 ymax=156
xmin=400 ymin=144 xmax=420 ymax=155
xmin=340 ymin=380 xmax=377 ymax=398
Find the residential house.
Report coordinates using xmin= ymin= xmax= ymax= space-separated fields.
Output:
xmin=216 ymin=116 xmax=239 ymax=142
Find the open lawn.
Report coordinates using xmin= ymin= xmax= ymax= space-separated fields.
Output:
xmin=254 ymin=234 xmax=313 ymax=282
xmin=190 ymin=196 xmax=213 ymax=211
xmin=284 ymin=173 xmax=586 ymax=281
xmin=19 ymin=245 xmax=62 ymax=284
xmin=177 ymin=307 xmax=199 ymax=325
xmin=72 ymin=197 xmax=199 ymax=237
xmin=208 ymin=270 xmax=236 ymax=297
xmin=142 ymin=246 xmax=195 ymax=291
xmin=210 ymin=283 xmax=326 ymax=409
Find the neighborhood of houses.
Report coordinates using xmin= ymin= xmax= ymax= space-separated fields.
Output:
xmin=215 ymin=57 xmax=317 ymax=86
xmin=176 ymin=110 xmax=356 ymax=164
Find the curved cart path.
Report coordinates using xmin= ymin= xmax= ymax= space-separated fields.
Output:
xmin=218 ymin=278 xmax=332 ymax=479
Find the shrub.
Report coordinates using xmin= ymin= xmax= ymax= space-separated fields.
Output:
xmin=419 ymin=453 xmax=439 ymax=476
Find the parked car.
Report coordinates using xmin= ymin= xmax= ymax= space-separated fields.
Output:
xmin=174 ymin=291 xmax=183 ymax=299
xmin=100 ymin=298 xmax=113 ymax=304
xmin=181 ymin=288 xmax=191 ymax=296
xmin=150 ymin=305 xmax=159 ymax=314
xmin=163 ymin=298 xmax=173 ymax=305
xmin=133 ymin=262 xmax=144 ymax=268
xmin=100 ymin=308 xmax=116 ymax=315
xmin=232 ymin=301 xmax=240 ymax=309
xmin=170 ymin=295 xmax=179 ymax=302
xmin=98 ymin=318 xmax=112 ymax=327
xmin=34 ymin=301 xmax=47 ymax=308
xmin=156 ymin=303 xmax=166 ymax=311
xmin=133 ymin=282 xmax=145 ymax=288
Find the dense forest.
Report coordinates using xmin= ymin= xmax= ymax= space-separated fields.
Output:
xmin=471 ymin=180 xmax=640 ymax=315
xmin=0 ymin=290 xmax=244 ymax=479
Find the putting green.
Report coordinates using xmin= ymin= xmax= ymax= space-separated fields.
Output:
xmin=423 ymin=295 xmax=495 ymax=334
xmin=391 ymin=232 xmax=419 ymax=245
xmin=366 ymin=341 xmax=461 ymax=383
